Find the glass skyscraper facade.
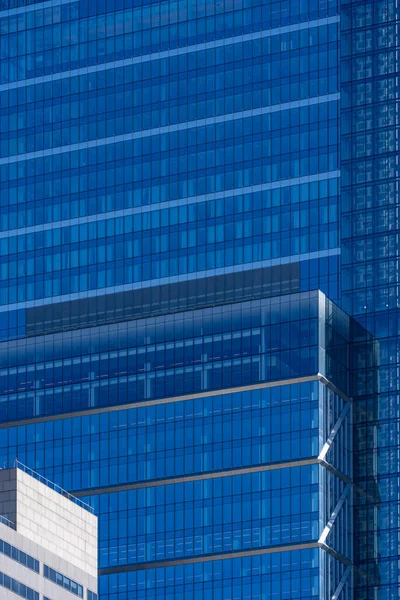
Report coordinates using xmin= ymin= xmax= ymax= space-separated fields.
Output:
xmin=340 ymin=1 xmax=400 ymax=598
xmin=0 ymin=0 xmax=397 ymax=598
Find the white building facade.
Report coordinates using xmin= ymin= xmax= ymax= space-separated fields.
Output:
xmin=0 ymin=463 xmax=97 ymax=600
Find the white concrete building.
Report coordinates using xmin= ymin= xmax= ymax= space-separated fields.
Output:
xmin=0 ymin=463 xmax=97 ymax=600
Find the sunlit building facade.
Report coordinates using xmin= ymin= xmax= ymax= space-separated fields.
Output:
xmin=0 ymin=0 xmax=397 ymax=597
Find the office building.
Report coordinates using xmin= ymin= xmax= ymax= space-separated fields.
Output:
xmin=0 ymin=462 xmax=98 ymax=600
xmin=0 ymin=0 xmax=397 ymax=597
xmin=0 ymin=291 xmax=376 ymax=599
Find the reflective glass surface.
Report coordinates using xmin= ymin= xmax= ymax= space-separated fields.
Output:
xmin=1 ymin=0 xmax=398 ymax=597
xmin=0 ymin=381 xmax=350 ymax=494
xmin=100 ymin=549 xmax=321 ymax=600
xmin=0 ymin=292 xmax=356 ymax=600
xmin=0 ymin=0 xmax=340 ymax=342
xmin=341 ymin=0 xmax=400 ymax=597
xmin=0 ymin=291 xmax=352 ymax=424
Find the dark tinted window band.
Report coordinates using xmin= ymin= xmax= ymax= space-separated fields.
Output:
xmin=25 ymin=263 xmax=300 ymax=337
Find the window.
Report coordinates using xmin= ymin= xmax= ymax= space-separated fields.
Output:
xmin=0 ymin=538 xmax=39 ymax=573
xmin=0 ymin=570 xmax=39 ymax=600
xmin=43 ymin=565 xmax=83 ymax=598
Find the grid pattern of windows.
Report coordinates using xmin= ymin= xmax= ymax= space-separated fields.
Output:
xmin=0 ymin=0 xmax=340 ymax=339
xmin=0 ymin=107 xmax=340 ymax=309
xmin=0 ymin=161 xmax=340 ymax=308
xmin=0 ymin=537 xmax=40 ymax=573
xmin=2 ymin=0 xmax=394 ymax=597
xmin=90 ymin=465 xmax=322 ymax=568
xmin=43 ymin=564 xmax=83 ymax=598
xmin=98 ymin=548 xmax=341 ymax=600
xmin=0 ymin=570 xmax=39 ymax=600
xmin=1 ymin=28 xmax=338 ymax=157
xmin=0 ymin=290 xmax=359 ymax=599
xmin=0 ymin=292 xmax=352 ymax=424
xmin=341 ymin=0 xmax=400 ymax=597
xmin=0 ymin=381 xmax=350 ymax=493
xmin=0 ymin=0 xmax=339 ymax=84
